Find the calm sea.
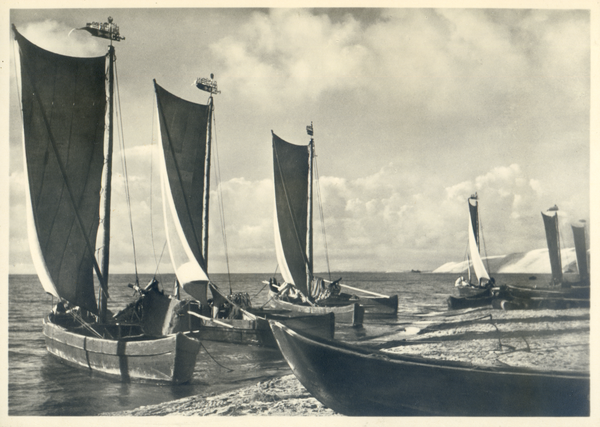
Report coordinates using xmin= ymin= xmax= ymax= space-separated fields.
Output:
xmin=8 ymin=271 xmax=545 ymax=416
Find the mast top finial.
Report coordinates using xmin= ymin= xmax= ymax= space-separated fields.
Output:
xmin=195 ymin=75 xmax=220 ymax=94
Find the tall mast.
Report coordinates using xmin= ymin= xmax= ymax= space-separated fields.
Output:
xmin=195 ymin=74 xmax=220 ymax=270
xmin=82 ymin=17 xmax=124 ymax=322
xmin=306 ymin=122 xmax=314 ymax=293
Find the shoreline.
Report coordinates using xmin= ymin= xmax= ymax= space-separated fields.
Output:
xmin=104 ymin=307 xmax=589 ymax=417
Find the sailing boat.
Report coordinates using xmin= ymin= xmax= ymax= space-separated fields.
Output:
xmin=503 ymin=206 xmax=590 ymax=309
xmin=448 ymin=194 xmax=504 ymax=309
xmin=571 ymin=219 xmax=589 ymax=286
xmin=266 ymin=127 xmax=396 ymax=324
xmin=12 ymin=19 xmax=199 ymax=383
xmin=152 ymin=80 xmax=334 ymax=345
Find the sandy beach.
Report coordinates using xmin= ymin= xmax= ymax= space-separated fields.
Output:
xmin=104 ymin=307 xmax=589 ymax=416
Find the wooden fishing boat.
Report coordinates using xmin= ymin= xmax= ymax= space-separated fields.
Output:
xmin=265 ymin=127 xmax=396 ymax=324
xmin=447 ymin=291 xmax=494 ymax=310
xmin=506 ymin=208 xmax=590 ymax=303
xmin=43 ymin=315 xmax=198 ymax=384
xmin=269 ymin=321 xmax=589 ymax=416
xmin=12 ymin=19 xmax=199 ymax=383
xmin=152 ymin=81 xmax=337 ymax=344
xmin=493 ymin=296 xmax=590 ymax=311
xmin=453 ymin=193 xmax=497 ymax=298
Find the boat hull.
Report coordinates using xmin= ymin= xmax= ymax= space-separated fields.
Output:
xmin=493 ymin=297 xmax=590 ymax=311
xmin=268 ymin=292 xmax=364 ymax=326
xmin=336 ymin=293 xmax=398 ymax=316
xmin=507 ymin=284 xmax=590 ymax=300
xmin=185 ymin=312 xmax=335 ymax=348
xmin=269 ymin=321 xmax=589 ymax=416
xmin=457 ymin=285 xmax=490 ymax=297
xmin=447 ymin=294 xmax=493 ymax=310
xmin=43 ymin=315 xmax=200 ymax=384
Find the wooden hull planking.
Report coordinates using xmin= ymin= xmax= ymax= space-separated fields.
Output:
xmin=268 ymin=294 xmax=364 ymax=326
xmin=269 ymin=321 xmax=589 ymax=416
xmin=43 ymin=316 xmax=200 ymax=384
xmin=507 ymin=285 xmax=590 ymax=300
xmin=186 ymin=312 xmax=335 ymax=348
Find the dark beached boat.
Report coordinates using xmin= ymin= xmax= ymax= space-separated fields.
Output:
xmin=152 ymin=80 xmax=335 ymax=344
xmin=13 ymin=20 xmax=199 ymax=383
xmin=506 ymin=207 xmax=590 ymax=303
xmin=493 ymin=296 xmax=590 ymax=311
xmin=453 ymin=194 xmax=496 ymax=298
xmin=265 ymin=127 xmax=396 ymax=324
xmin=269 ymin=321 xmax=589 ymax=416
xmin=447 ymin=290 xmax=494 ymax=310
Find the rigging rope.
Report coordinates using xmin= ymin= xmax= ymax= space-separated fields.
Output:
xmin=114 ymin=58 xmax=139 ymax=285
xmin=478 ymin=212 xmax=491 ymax=276
xmin=314 ymin=156 xmax=332 ymax=281
xmin=210 ymin=103 xmax=233 ymax=294
xmin=148 ymin=94 xmax=163 ymax=284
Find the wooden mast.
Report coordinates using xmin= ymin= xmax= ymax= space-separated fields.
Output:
xmin=202 ymin=95 xmax=213 ymax=268
xmin=194 ymin=74 xmax=220 ymax=301
xmin=83 ymin=17 xmax=125 ymax=323
xmin=306 ymin=122 xmax=314 ymax=296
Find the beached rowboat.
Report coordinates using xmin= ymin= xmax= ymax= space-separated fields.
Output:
xmin=270 ymin=321 xmax=589 ymax=416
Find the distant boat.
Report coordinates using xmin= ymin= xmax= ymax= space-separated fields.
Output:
xmin=12 ymin=20 xmax=199 ymax=383
xmin=151 ymin=80 xmax=334 ymax=345
xmin=269 ymin=321 xmax=589 ymax=416
xmin=266 ymin=127 xmax=397 ymax=324
xmin=410 ymin=269 xmax=421 ymax=273
xmin=506 ymin=207 xmax=590 ymax=302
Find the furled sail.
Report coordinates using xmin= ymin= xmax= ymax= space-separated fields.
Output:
xmin=14 ymin=27 xmax=106 ymax=313
xmin=155 ymin=81 xmax=211 ymax=302
xmin=272 ymin=132 xmax=310 ymax=297
xmin=467 ymin=197 xmax=490 ymax=284
xmin=571 ymin=221 xmax=589 ymax=284
xmin=542 ymin=210 xmax=563 ymax=285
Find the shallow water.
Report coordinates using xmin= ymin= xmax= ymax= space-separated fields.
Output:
xmin=8 ymin=271 xmax=563 ymax=415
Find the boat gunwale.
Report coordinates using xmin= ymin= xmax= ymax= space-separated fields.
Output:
xmin=270 ymin=321 xmax=589 ymax=379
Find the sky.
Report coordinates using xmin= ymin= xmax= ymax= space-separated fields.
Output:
xmin=3 ymin=4 xmax=596 ymax=276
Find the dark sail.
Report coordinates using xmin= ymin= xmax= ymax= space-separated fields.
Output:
xmin=571 ymin=223 xmax=589 ymax=284
xmin=468 ymin=198 xmax=479 ymax=250
xmin=155 ymin=82 xmax=210 ymax=278
xmin=273 ymin=132 xmax=310 ymax=296
xmin=542 ymin=211 xmax=563 ymax=285
xmin=14 ymin=27 xmax=106 ymax=313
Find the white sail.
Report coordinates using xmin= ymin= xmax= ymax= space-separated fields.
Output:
xmin=468 ymin=200 xmax=490 ymax=283
xmin=154 ymin=82 xmax=212 ymax=303
xmin=23 ymin=136 xmax=59 ymax=298
xmin=273 ymin=193 xmax=295 ymax=285
xmin=157 ymin=121 xmax=210 ymax=287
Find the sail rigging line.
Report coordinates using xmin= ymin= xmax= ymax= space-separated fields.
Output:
xmin=314 ymin=155 xmax=332 ymax=281
xmin=11 ymin=39 xmax=24 ymax=124
xmin=478 ymin=212 xmax=491 ymax=275
xmin=209 ymin=105 xmax=232 ymax=294
xmin=273 ymin=137 xmax=311 ymax=274
xmin=16 ymin=44 xmax=108 ymax=297
xmin=113 ymin=57 xmax=139 ymax=284
xmin=197 ymin=340 xmax=235 ymax=371
xmin=152 ymin=240 xmax=168 ymax=280
xmin=253 ymin=265 xmax=279 ymax=298
xmin=148 ymin=93 xmax=160 ymax=271
xmin=155 ymin=90 xmax=205 ymax=269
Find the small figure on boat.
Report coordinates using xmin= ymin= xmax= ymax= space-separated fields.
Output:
xmin=455 ymin=276 xmax=469 ymax=287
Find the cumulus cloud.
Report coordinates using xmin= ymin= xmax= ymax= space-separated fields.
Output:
xmin=18 ymin=20 xmax=106 ymax=57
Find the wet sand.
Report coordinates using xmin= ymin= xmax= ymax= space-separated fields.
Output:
xmin=104 ymin=307 xmax=589 ymax=416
